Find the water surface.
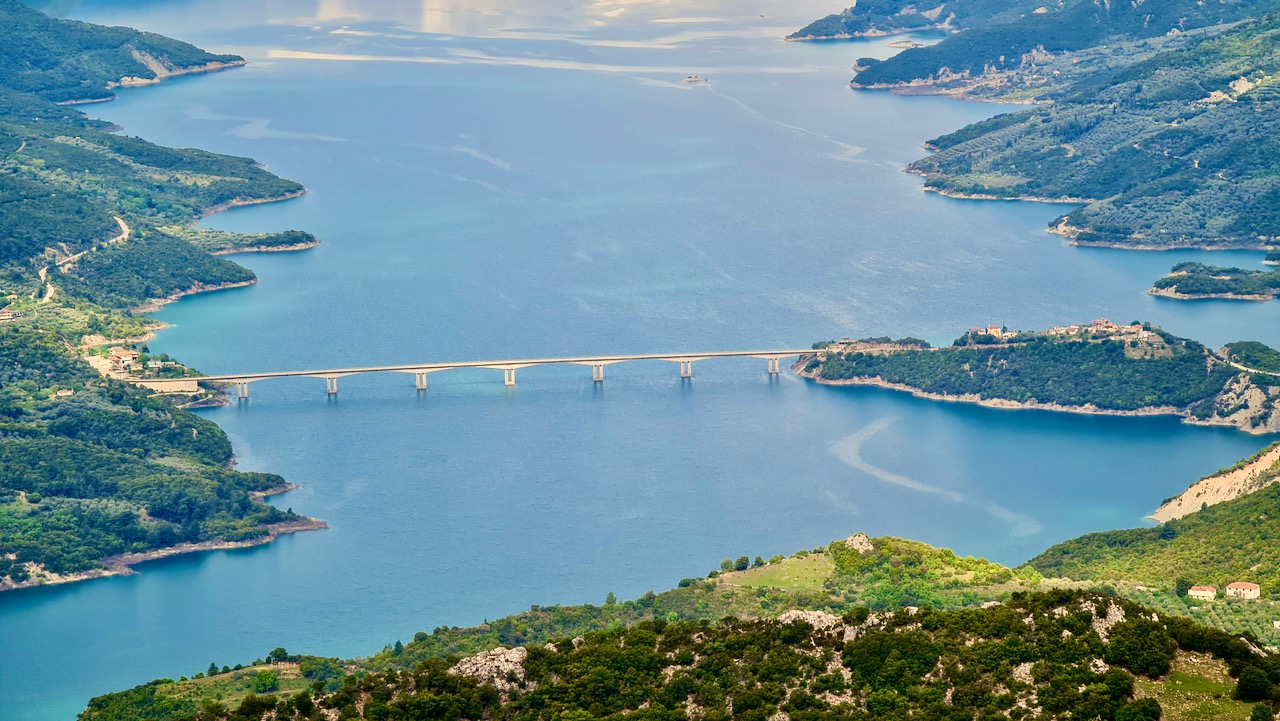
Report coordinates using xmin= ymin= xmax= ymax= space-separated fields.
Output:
xmin=4 ymin=2 xmax=1277 ymax=718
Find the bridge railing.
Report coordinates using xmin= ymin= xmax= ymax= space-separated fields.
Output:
xmin=135 ymin=350 xmax=819 ymax=398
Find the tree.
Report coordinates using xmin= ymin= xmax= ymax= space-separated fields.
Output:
xmin=1175 ymin=578 xmax=1193 ymax=597
xmin=267 ymin=647 xmax=288 ymax=663
xmin=735 ymin=556 xmax=750 ymax=572
xmin=605 ymin=592 xmax=617 ymax=605
xmin=753 ymin=556 xmax=765 ymax=568
xmin=1104 ymin=619 xmax=1177 ymax=677
xmin=393 ymin=640 xmax=404 ymax=656
xmin=207 ymin=662 xmax=218 ymax=677
xmin=1116 ymin=698 xmax=1162 ymax=721
xmin=1237 ymin=666 xmax=1272 ymax=702
xmin=1252 ymin=704 xmax=1274 ymax=721
xmin=252 ymin=669 xmax=279 ymax=694
xmin=721 ymin=558 xmax=734 ymax=572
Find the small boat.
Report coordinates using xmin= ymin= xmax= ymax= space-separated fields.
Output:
xmin=684 ymin=75 xmax=707 ymax=83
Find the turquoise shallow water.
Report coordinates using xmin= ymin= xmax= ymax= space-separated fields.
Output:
xmin=4 ymin=1 xmax=1279 ymax=718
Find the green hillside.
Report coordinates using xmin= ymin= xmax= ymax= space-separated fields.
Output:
xmin=850 ymin=0 xmax=1266 ymax=89
xmin=792 ymin=0 xmax=1280 ymax=248
xmin=787 ymin=0 xmax=1042 ymax=40
xmin=1152 ymin=263 xmax=1280 ymax=301
xmin=906 ymin=15 xmax=1280 ymax=249
xmin=82 ymin=587 xmax=1280 ymax=721
xmin=0 ymin=0 xmax=241 ymax=103
xmin=0 ymin=3 xmax=320 ymax=590
xmin=1028 ymin=482 xmax=1280 ymax=596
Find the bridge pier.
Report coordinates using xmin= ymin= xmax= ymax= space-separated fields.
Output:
xmin=236 ymin=381 xmax=249 ymax=400
xmin=325 ymin=377 xmax=339 ymax=395
xmin=679 ymin=360 xmax=693 ymax=379
xmin=767 ymin=357 xmax=781 ymax=375
xmin=592 ymin=364 xmax=605 ymax=383
xmin=415 ymin=371 xmax=428 ymax=391
xmin=503 ymin=368 xmax=517 ymax=387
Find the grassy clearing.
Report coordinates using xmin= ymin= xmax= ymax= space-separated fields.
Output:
xmin=162 ymin=664 xmax=309 ymax=709
xmin=718 ymin=554 xmax=834 ymax=592
xmin=1135 ymin=652 xmax=1254 ymax=721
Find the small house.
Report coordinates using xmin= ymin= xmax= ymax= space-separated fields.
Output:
xmin=1226 ymin=581 xmax=1261 ymax=600
xmin=108 ymin=347 xmax=140 ymax=370
xmin=1187 ymin=585 xmax=1217 ymax=601
xmin=55 ymin=389 xmax=74 ymax=398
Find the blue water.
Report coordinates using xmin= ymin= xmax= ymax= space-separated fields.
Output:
xmin=4 ymin=1 xmax=1278 ymax=718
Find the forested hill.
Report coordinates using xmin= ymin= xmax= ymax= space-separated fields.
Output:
xmin=787 ymin=0 xmax=1043 ymax=41
xmin=0 ymin=5 xmax=321 ymax=591
xmin=1029 ymin=478 xmax=1280 ymax=600
xmin=795 ymin=0 xmax=1280 ymax=249
xmin=802 ymin=324 xmax=1280 ymax=433
xmin=0 ymin=0 xmax=242 ymax=103
xmin=906 ymin=14 xmax=1280 ymax=249
xmin=848 ymin=0 xmax=1267 ymax=90
xmin=85 ymin=591 xmax=1274 ymax=721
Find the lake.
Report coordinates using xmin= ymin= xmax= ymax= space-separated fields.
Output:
xmin=4 ymin=1 xmax=1277 ymax=718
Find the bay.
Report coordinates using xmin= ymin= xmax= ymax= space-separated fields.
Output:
xmin=3 ymin=2 xmax=1276 ymax=718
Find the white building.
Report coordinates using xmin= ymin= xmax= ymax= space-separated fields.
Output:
xmin=1226 ymin=581 xmax=1261 ymax=600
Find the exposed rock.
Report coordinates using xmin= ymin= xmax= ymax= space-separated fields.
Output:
xmin=778 ymin=610 xmax=841 ymax=630
xmin=450 ymin=646 xmax=528 ymax=692
xmin=1012 ymin=662 xmax=1035 ymax=685
xmin=844 ymin=533 xmax=874 ymax=553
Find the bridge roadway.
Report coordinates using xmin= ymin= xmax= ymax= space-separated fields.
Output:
xmin=135 ymin=350 xmax=819 ymax=398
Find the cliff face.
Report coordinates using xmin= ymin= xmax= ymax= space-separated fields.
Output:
xmin=1199 ymin=374 xmax=1280 ymax=434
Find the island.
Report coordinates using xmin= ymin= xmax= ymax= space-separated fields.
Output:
xmin=798 ymin=321 xmax=1280 ymax=433
xmin=1150 ymin=262 xmax=1280 ymax=302
xmin=0 ymin=0 xmax=324 ymax=592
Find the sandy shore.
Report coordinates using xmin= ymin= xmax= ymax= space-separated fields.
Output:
xmin=1149 ymin=443 xmax=1280 ymax=522
xmin=0 ymin=517 xmax=326 ymax=593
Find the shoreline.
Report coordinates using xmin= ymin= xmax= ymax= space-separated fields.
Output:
xmin=133 ymin=278 xmax=257 ymax=314
xmin=201 ymin=188 xmax=307 ymax=217
xmin=211 ymin=240 xmax=319 ymax=256
xmin=1148 ymin=443 xmax=1280 ymax=522
xmin=1148 ymin=287 xmax=1275 ymax=302
xmin=57 ymin=60 xmax=247 ymax=105
xmin=794 ymin=367 xmax=1188 ymax=420
xmin=917 ymin=181 xmax=1093 ymax=205
xmin=0 ymin=517 xmax=327 ymax=594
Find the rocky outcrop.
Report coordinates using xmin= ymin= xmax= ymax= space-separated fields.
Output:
xmin=450 ymin=646 xmax=528 ymax=692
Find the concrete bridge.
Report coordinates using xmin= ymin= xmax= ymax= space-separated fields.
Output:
xmin=136 ymin=350 xmax=818 ymax=398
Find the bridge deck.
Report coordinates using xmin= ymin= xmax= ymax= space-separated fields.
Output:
xmin=183 ymin=350 xmax=818 ymax=382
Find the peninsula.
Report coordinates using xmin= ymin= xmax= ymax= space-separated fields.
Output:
xmin=1151 ymin=263 xmax=1280 ymax=302
xmin=0 ymin=0 xmax=322 ymax=592
xmin=799 ymin=321 xmax=1280 ymax=433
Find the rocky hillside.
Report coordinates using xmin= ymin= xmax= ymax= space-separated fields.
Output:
xmin=83 ymin=590 xmax=1279 ymax=721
